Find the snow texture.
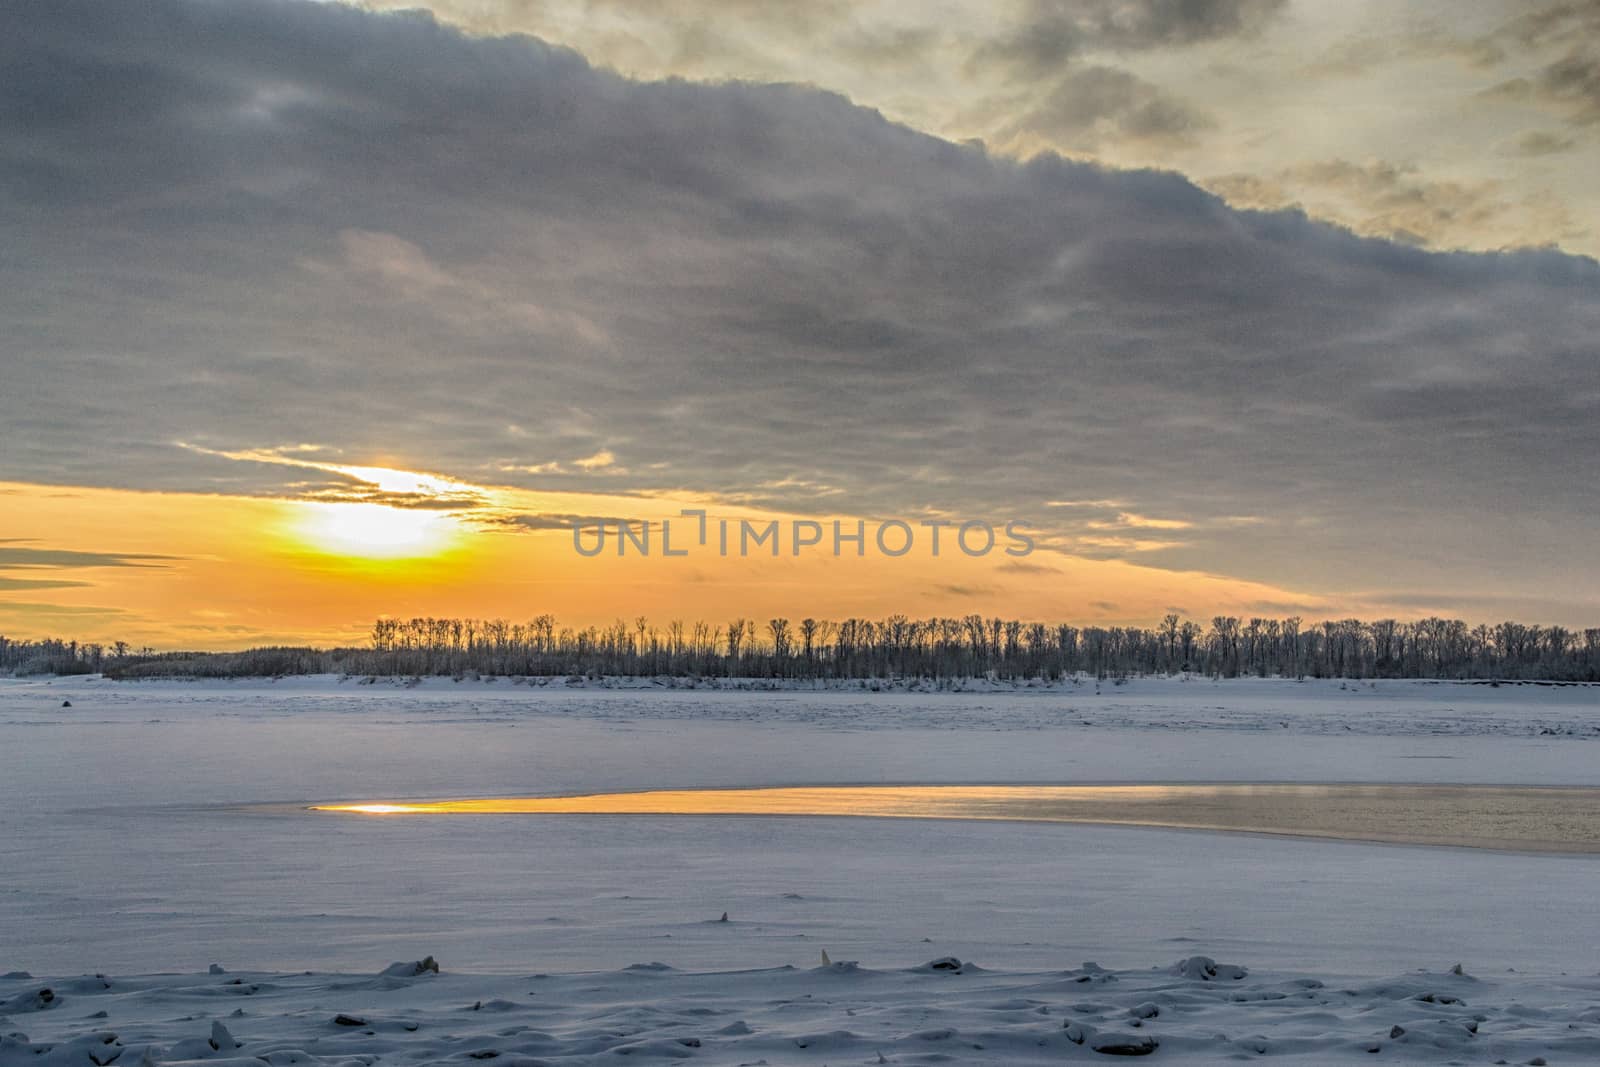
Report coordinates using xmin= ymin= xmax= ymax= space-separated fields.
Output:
xmin=3 ymin=675 xmax=1598 ymax=1063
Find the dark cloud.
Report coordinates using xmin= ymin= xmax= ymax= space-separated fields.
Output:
xmin=1467 ymin=4 xmax=1600 ymax=124
xmin=0 ymin=577 xmax=92 ymax=591
xmin=0 ymin=601 xmax=129 ymax=617
xmin=997 ymin=559 xmax=1058 ymax=574
xmin=378 ymin=0 xmax=1287 ymax=89
xmin=0 ymin=548 xmax=180 ymax=570
xmin=1536 ymin=49 xmax=1600 ymax=123
xmin=1495 ymin=1 xmax=1600 ymax=51
xmin=1504 ymin=128 xmax=1579 ymax=155
xmin=295 ymin=486 xmax=489 ymax=510
xmin=2 ymin=0 xmax=1599 ymax=609
xmin=1090 ymin=0 xmax=1287 ymax=46
xmin=1484 ymin=50 xmax=1600 ymax=125
xmin=1002 ymin=65 xmax=1212 ymax=147
xmin=932 ymin=584 xmax=994 ymax=598
xmin=1392 ymin=2 xmax=1600 ymax=76
xmin=473 ymin=512 xmax=628 ymax=532
xmin=971 ymin=0 xmax=1287 ymax=79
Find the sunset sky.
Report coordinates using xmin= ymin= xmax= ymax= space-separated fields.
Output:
xmin=4 ymin=0 xmax=1599 ymax=648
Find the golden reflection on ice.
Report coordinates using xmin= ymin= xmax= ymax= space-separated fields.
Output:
xmin=312 ymin=784 xmax=1600 ymax=852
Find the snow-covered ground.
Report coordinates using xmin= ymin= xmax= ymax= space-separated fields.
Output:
xmin=3 ymin=675 xmax=1598 ymax=1063
xmin=6 ymin=957 xmax=1599 ymax=1066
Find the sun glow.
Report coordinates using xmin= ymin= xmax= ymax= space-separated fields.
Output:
xmin=310 ymin=787 xmax=1600 ymax=851
xmin=291 ymin=502 xmax=461 ymax=559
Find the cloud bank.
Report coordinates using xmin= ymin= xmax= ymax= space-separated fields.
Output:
xmin=3 ymin=0 xmax=1599 ymax=614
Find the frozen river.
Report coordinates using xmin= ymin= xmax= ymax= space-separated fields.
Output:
xmin=3 ymin=674 xmax=1598 ymax=978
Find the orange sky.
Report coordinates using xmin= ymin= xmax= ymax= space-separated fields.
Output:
xmin=0 ymin=472 xmax=1341 ymax=650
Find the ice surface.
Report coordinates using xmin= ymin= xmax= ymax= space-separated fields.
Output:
xmin=2 ymin=675 xmax=1598 ymax=1062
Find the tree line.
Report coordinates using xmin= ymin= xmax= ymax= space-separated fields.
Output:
xmin=6 ymin=613 xmax=1600 ymax=682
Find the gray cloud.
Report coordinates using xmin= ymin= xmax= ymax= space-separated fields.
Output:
xmin=1494 ymin=2 xmax=1600 ymax=52
xmin=3 ymin=0 xmax=1600 ymax=615
xmin=1000 ymin=66 xmax=1212 ymax=148
xmin=0 ymin=545 xmax=176 ymax=605
xmin=997 ymin=559 xmax=1058 ymax=575
xmin=297 ymin=487 xmax=488 ymax=509
xmin=1535 ymin=48 xmax=1600 ymax=123
xmin=0 ymin=601 xmax=130 ymax=618
xmin=932 ymin=584 xmax=994 ymax=599
xmin=1504 ymin=128 xmax=1579 ymax=155
xmin=1469 ymin=4 xmax=1600 ymax=126
xmin=1484 ymin=51 xmax=1600 ymax=126
xmin=971 ymin=0 xmax=1287 ymax=80
xmin=0 ymin=577 xmax=92 ymax=591
xmin=1391 ymin=2 xmax=1600 ymax=77
xmin=0 ymin=548 xmax=180 ymax=570
xmin=473 ymin=512 xmax=629 ymax=533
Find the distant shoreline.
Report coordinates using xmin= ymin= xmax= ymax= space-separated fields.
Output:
xmin=7 ymin=670 xmax=1599 ymax=689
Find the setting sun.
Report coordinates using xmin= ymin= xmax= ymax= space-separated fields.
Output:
xmin=291 ymin=502 xmax=461 ymax=559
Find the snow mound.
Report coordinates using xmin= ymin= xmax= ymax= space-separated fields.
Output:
xmin=1170 ymin=955 xmax=1248 ymax=981
xmin=377 ymin=956 xmax=439 ymax=978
